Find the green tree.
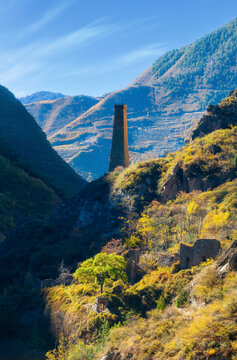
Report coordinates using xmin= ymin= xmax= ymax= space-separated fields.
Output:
xmin=74 ymin=253 xmax=127 ymax=293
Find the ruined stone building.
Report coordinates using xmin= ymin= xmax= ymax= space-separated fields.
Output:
xmin=109 ymin=104 xmax=129 ymax=171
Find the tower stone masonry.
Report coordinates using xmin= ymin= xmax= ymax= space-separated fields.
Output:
xmin=109 ymin=104 xmax=129 ymax=172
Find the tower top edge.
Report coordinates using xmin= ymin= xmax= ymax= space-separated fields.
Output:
xmin=114 ymin=104 xmax=127 ymax=109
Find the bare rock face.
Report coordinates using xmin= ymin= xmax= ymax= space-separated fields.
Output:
xmin=180 ymin=239 xmax=221 ymax=269
xmin=190 ymin=89 xmax=237 ymax=140
xmin=217 ymin=241 xmax=237 ymax=275
xmin=161 ymin=155 xmax=234 ymax=202
xmin=161 ymin=163 xmax=205 ymax=202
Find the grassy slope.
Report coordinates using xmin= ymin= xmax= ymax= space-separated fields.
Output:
xmin=103 ymin=269 xmax=237 ymax=360
xmin=45 ymin=175 xmax=237 ymax=358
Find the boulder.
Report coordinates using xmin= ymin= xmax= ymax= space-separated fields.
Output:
xmin=180 ymin=239 xmax=221 ymax=269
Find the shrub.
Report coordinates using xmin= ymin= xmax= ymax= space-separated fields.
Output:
xmin=68 ymin=342 xmax=94 ymax=360
xmin=156 ymin=295 xmax=166 ymax=311
xmin=191 ymin=265 xmax=223 ymax=303
xmin=175 ymin=288 xmax=189 ymax=308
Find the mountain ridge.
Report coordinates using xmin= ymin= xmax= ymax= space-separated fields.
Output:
xmin=20 ymin=91 xmax=67 ymax=104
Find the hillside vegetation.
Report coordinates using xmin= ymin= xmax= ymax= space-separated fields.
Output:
xmin=44 ymin=169 xmax=237 ymax=360
xmin=41 ymin=92 xmax=237 ymax=359
xmin=0 ymin=88 xmax=236 ymax=359
xmin=0 ymin=147 xmax=60 ymax=241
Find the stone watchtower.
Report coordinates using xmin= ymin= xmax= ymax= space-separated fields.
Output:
xmin=109 ymin=104 xmax=129 ymax=172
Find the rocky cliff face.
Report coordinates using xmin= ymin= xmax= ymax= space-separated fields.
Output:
xmin=191 ymin=89 xmax=237 ymax=140
xmin=217 ymin=240 xmax=237 ymax=274
xmin=160 ymin=154 xmax=235 ymax=202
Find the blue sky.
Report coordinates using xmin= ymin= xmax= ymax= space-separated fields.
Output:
xmin=0 ymin=0 xmax=237 ymax=97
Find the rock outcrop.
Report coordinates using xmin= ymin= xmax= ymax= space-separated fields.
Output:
xmin=180 ymin=239 xmax=221 ymax=269
xmin=191 ymin=89 xmax=237 ymax=140
xmin=217 ymin=241 xmax=237 ymax=274
xmin=161 ymin=161 xmax=229 ymax=202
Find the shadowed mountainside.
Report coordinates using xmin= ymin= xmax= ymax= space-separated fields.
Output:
xmin=25 ymin=18 xmax=237 ymax=180
xmin=0 ymin=85 xmax=86 ymax=199
xmin=0 ymin=142 xmax=60 ymax=242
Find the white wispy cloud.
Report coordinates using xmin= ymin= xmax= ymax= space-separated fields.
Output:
xmin=20 ymin=1 xmax=73 ymax=37
xmin=36 ymin=21 xmax=113 ymax=57
xmin=0 ymin=8 xmax=167 ymax=96
xmin=0 ymin=19 xmax=116 ymax=84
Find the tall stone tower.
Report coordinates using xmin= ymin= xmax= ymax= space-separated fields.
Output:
xmin=109 ymin=104 xmax=129 ymax=172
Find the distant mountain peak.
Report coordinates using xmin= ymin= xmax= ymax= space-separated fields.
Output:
xmin=20 ymin=91 xmax=67 ymax=104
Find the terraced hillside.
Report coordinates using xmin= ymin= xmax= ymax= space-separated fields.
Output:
xmin=25 ymin=95 xmax=99 ymax=137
